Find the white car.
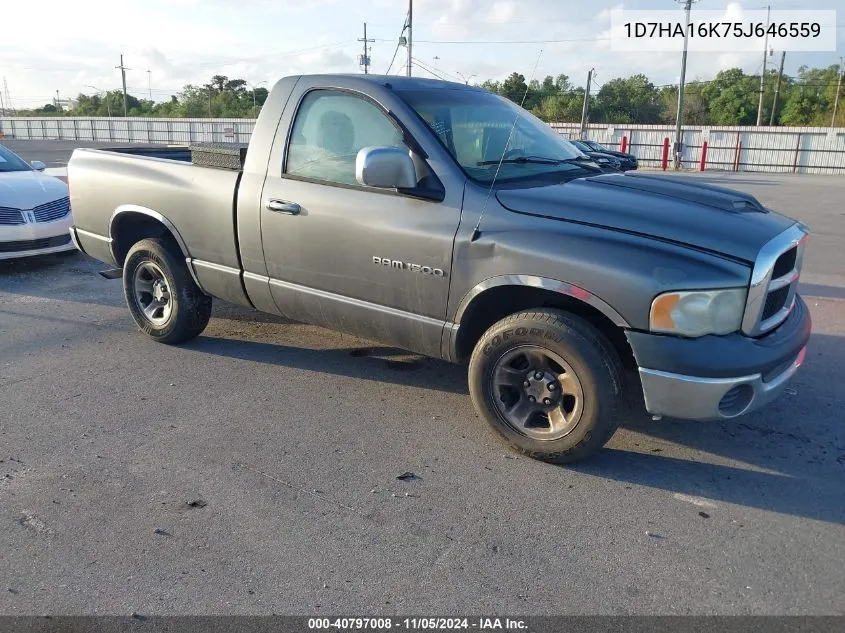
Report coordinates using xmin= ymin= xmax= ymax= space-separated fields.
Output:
xmin=0 ymin=144 xmax=74 ymax=260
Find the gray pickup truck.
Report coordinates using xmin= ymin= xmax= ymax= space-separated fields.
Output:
xmin=68 ymin=74 xmax=811 ymax=464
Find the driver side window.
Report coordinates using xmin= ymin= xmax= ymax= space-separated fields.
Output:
xmin=285 ymin=90 xmax=406 ymax=186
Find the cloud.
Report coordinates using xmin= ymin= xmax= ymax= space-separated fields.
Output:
xmin=1 ymin=0 xmax=832 ymax=109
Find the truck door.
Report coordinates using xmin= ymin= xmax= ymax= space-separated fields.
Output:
xmin=259 ymin=87 xmax=462 ymax=358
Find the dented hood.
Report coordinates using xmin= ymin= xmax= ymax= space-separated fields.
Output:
xmin=496 ymin=172 xmax=796 ymax=263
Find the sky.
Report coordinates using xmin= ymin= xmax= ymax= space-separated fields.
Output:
xmin=1 ymin=0 xmax=843 ymax=109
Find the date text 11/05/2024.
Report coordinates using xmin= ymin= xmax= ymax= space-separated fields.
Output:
xmin=308 ymin=617 xmax=528 ymax=630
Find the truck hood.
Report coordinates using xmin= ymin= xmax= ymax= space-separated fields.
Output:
xmin=496 ymin=172 xmax=796 ymax=263
xmin=0 ymin=170 xmax=68 ymax=210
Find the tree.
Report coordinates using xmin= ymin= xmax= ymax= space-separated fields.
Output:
xmin=658 ymin=83 xmax=710 ymax=125
xmin=500 ymin=72 xmax=528 ymax=104
xmin=780 ymin=65 xmax=840 ymax=126
xmin=700 ymin=68 xmax=760 ymax=125
xmin=593 ymin=74 xmax=660 ymax=123
xmin=12 ymin=67 xmax=845 ymax=124
xmin=225 ymin=78 xmax=247 ymax=94
xmin=533 ymin=89 xmax=584 ymax=123
xmin=479 ymin=79 xmax=502 ymax=94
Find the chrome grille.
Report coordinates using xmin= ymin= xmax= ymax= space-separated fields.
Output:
xmin=0 ymin=207 xmax=25 ymax=225
xmin=33 ymin=197 xmax=70 ymax=223
xmin=742 ymin=224 xmax=808 ymax=337
xmin=762 ymin=285 xmax=790 ymax=321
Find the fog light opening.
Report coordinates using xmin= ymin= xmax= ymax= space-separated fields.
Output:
xmin=718 ymin=384 xmax=754 ymax=417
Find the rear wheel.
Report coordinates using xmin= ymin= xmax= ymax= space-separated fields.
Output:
xmin=468 ymin=309 xmax=624 ymax=464
xmin=123 ymin=238 xmax=211 ymax=344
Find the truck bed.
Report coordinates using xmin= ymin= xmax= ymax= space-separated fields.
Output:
xmin=68 ymin=147 xmax=245 ymax=302
xmin=99 ymin=143 xmax=248 ymax=170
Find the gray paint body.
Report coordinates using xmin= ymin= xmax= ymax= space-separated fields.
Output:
xmin=69 ymin=73 xmax=803 ymax=369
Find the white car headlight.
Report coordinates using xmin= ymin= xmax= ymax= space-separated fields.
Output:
xmin=650 ymin=288 xmax=747 ymax=337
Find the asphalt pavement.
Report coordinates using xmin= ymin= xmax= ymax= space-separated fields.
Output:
xmin=0 ymin=142 xmax=843 ymax=615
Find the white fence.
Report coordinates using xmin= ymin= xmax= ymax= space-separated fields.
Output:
xmin=2 ymin=116 xmax=845 ymax=175
xmin=552 ymin=123 xmax=845 ymax=175
xmin=0 ymin=117 xmax=256 ymax=145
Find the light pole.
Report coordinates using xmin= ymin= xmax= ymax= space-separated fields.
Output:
xmin=674 ymin=0 xmax=698 ymax=169
xmin=86 ymin=85 xmax=111 ymax=116
xmin=246 ymin=81 xmax=267 ymax=117
xmin=456 ymin=72 xmax=476 ymax=85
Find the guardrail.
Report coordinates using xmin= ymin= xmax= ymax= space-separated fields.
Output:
xmin=3 ymin=116 xmax=844 ymax=175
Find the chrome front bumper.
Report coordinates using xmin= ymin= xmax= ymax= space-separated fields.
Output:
xmin=638 ymin=346 xmax=806 ymax=420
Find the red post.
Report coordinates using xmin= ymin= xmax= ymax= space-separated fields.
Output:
xmin=699 ymin=141 xmax=708 ymax=171
xmin=620 ymin=135 xmax=628 ymax=153
xmin=661 ymin=137 xmax=670 ymax=170
xmin=733 ymin=134 xmax=742 ymax=172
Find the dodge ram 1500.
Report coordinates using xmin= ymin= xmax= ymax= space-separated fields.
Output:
xmin=68 ymin=74 xmax=811 ymax=463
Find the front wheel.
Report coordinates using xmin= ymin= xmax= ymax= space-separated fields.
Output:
xmin=123 ymin=238 xmax=212 ymax=344
xmin=468 ymin=309 xmax=624 ymax=464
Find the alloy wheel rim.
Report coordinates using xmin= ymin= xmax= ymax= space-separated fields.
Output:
xmin=133 ymin=262 xmax=172 ymax=326
xmin=490 ymin=345 xmax=584 ymax=441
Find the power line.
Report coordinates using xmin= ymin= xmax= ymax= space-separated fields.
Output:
xmin=384 ymin=8 xmax=410 ymax=75
xmin=373 ymin=36 xmax=611 ymax=44
xmin=411 ymin=58 xmax=462 ymax=82
xmin=411 ymin=61 xmax=450 ymax=81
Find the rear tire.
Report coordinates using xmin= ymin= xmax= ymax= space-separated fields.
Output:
xmin=123 ymin=238 xmax=211 ymax=344
xmin=468 ymin=309 xmax=624 ymax=464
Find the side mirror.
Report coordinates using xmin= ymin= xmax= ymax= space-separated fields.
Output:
xmin=356 ymin=147 xmax=417 ymax=190
xmin=30 ymin=160 xmax=47 ymax=171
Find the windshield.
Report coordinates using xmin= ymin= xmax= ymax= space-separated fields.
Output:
xmin=584 ymin=141 xmax=609 ymax=152
xmin=396 ymin=88 xmax=591 ymax=184
xmin=569 ymin=139 xmax=592 ymax=153
xmin=0 ymin=144 xmax=33 ymax=173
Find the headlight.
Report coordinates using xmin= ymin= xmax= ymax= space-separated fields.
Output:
xmin=650 ymin=288 xmax=747 ymax=337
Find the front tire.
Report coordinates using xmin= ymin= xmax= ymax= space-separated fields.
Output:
xmin=123 ymin=238 xmax=211 ymax=344
xmin=468 ymin=309 xmax=624 ymax=464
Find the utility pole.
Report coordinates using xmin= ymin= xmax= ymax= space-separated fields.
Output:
xmin=146 ymin=69 xmax=152 ymax=100
xmin=407 ymin=0 xmax=413 ymax=77
xmin=116 ymin=54 xmax=129 ymax=117
xmin=579 ymin=68 xmax=594 ymax=139
xmin=770 ymin=51 xmax=786 ymax=126
xmin=756 ymin=5 xmax=771 ymax=126
xmin=55 ymin=90 xmax=61 ymax=111
xmin=832 ymin=58 xmax=844 ymax=127
xmin=674 ymin=0 xmax=696 ymax=169
xmin=358 ymin=23 xmax=373 ymax=74
xmin=0 ymin=90 xmax=5 ymax=117
xmin=2 ymin=78 xmax=13 ymax=115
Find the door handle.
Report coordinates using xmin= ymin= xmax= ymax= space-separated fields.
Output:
xmin=266 ymin=199 xmax=301 ymax=215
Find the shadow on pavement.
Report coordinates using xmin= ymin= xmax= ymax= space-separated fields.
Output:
xmin=184 ymin=335 xmax=470 ymax=395
xmin=188 ymin=319 xmax=845 ymax=523
xmin=576 ymin=447 xmax=844 ymax=525
xmin=579 ymin=331 xmax=845 ymax=525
